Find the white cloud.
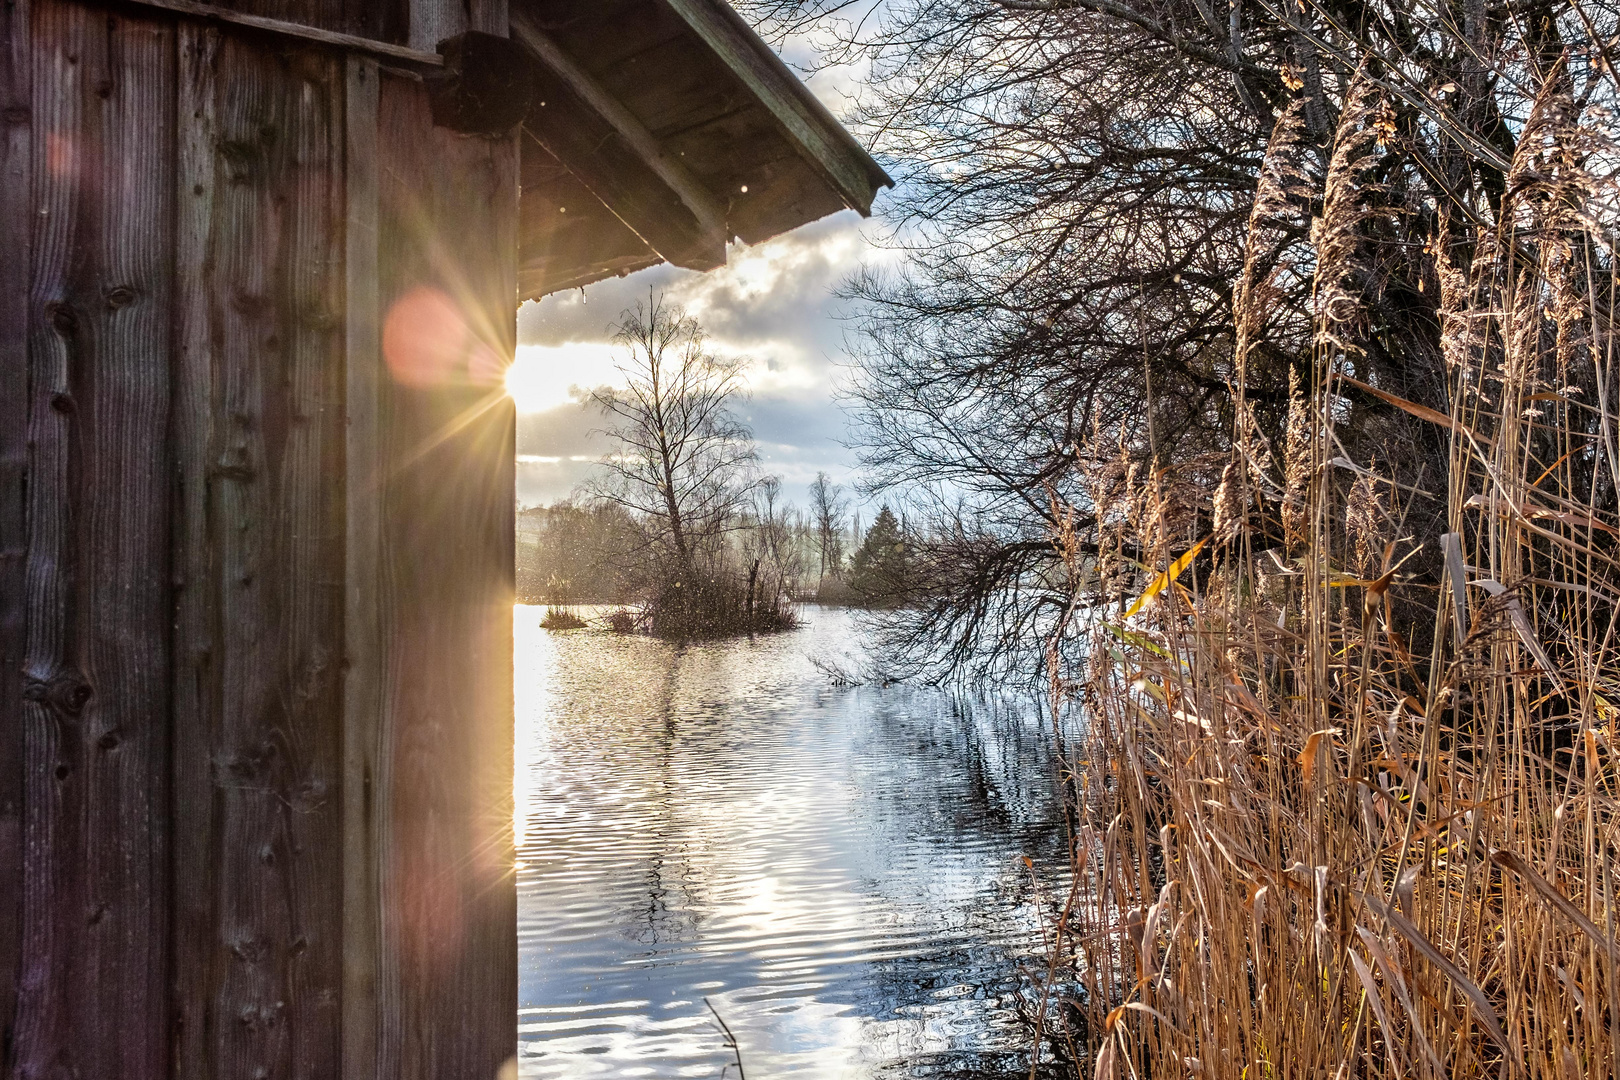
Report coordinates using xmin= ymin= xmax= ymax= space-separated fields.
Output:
xmin=513 ymin=211 xmax=890 ymax=506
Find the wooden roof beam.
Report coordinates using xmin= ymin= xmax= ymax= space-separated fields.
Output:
xmin=656 ymin=0 xmax=892 ymax=215
xmin=108 ymin=0 xmax=443 ymax=65
xmin=510 ymin=12 xmax=730 ymax=273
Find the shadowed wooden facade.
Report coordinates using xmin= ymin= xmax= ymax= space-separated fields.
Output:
xmin=0 ymin=1 xmax=888 ymax=1075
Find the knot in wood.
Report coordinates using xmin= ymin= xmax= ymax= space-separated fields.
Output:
xmin=296 ymin=778 xmax=328 ymax=807
xmin=52 ymin=675 xmax=93 ymax=715
xmin=104 ymin=285 xmax=138 ymax=309
xmin=229 ymin=290 xmax=270 ymax=318
xmin=45 ymin=301 xmax=78 ymax=337
xmin=23 ymin=672 xmax=92 ymax=715
xmin=229 ymin=934 xmax=269 ymax=964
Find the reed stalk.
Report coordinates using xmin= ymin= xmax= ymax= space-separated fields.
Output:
xmin=1040 ymin=62 xmax=1620 ymax=1080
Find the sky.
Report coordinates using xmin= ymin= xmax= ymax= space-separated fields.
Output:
xmin=507 ymin=34 xmax=888 ymax=511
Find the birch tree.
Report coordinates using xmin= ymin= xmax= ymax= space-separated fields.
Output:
xmin=585 ymin=296 xmax=757 ymax=607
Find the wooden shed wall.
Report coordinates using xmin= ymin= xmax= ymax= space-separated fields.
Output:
xmin=1 ymin=4 xmax=518 ymax=1077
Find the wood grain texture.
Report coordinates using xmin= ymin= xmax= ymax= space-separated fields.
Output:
xmin=342 ymin=50 xmax=382 ymax=1080
xmin=14 ymin=5 xmax=173 ymax=1077
xmin=469 ymin=0 xmax=504 ymax=36
xmin=171 ymin=24 xmax=347 ymax=1080
xmin=113 ymin=0 xmax=432 ymax=64
xmin=170 ymin=23 xmax=218 ymax=1079
xmin=405 ymin=0 xmax=502 ymax=47
xmin=110 ymin=0 xmax=434 ymax=63
xmin=406 ymin=0 xmax=503 ymax=47
xmin=9 ymin=11 xmax=519 ymax=1078
xmin=376 ymin=68 xmax=517 ymax=1080
xmin=0 ymin=0 xmax=30 ymax=1061
xmin=515 ymin=132 xmax=660 ymax=300
xmin=406 ymin=0 xmax=461 ymax=51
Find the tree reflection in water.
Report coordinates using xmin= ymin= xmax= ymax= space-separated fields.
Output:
xmin=515 ymin=606 xmax=1073 ymax=1078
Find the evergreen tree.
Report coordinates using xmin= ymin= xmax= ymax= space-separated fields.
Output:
xmin=846 ymin=506 xmax=910 ymax=607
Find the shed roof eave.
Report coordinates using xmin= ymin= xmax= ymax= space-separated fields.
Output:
xmin=655 ymin=0 xmax=893 ymax=213
xmin=509 ymin=0 xmax=892 ymax=300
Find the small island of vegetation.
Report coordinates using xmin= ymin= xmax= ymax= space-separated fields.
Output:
xmin=518 ymin=296 xmax=925 ymax=637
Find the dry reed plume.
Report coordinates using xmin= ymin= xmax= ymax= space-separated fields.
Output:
xmin=1031 ymin=62 xmax=1620 ymax=1080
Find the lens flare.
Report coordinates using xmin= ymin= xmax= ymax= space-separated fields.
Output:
xmin=383 ymin=286 xmax=503 ymax=388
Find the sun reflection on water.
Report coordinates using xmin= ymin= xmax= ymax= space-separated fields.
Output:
xmin=514 ymin=605 xmax=1071 ymax=1078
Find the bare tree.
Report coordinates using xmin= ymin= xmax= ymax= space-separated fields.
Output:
xmin=585 ymin=295 xmax=758 ymax=624
xmin=807 ymin=471 xmax=847 ymax=586
xmin=741 ymin=475 xmax=804 ymax=621
xmin=739 ymin=0 xmax=1620 ymax=679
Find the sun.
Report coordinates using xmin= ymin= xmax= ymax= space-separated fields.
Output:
xmin=504 ymin=352 xmax=567 ymax=413
xmin=504 ymin=343 xmax=621 ymax=413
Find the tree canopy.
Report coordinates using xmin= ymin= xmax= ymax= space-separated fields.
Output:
xmin=740 ymin=0 xmax=1620 ymax=677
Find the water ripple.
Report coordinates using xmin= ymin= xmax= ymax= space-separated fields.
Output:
xmin=517 ymin=606 xmax=1069 ymax=1078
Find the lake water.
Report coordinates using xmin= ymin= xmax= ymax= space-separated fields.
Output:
xmin=516 ymin=605 xmax=1073 ymax=1079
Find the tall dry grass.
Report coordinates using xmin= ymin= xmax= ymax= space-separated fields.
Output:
xmin=1035 ymin=65 xmax=1620 ymax=1079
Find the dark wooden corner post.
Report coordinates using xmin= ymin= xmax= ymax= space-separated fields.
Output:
xmin=346 ymin=2 xmax=519 ymax=1076
xmin=5 ymin=1 xmax=518 ymax=1076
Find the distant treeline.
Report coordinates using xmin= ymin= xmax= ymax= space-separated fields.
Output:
xmin=516 ymin=498 xmax=918 ymax=611
xmin=522 ymin=296 xmax=930 ymax=636
xmin=515 ymin=500 xmax=640 ymax=605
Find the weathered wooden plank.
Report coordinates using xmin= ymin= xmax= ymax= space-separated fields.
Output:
xmin=170 ymin=22 xmax=223 ymax=1080
xmin=406 ymin=0 xmax=502 ymax=48
xmin=515 ymin=133 xmax=661 ymax=299
xmin=15 ymin=5 xmax=173 ymax=1077
xmin=664 ymin=114 xmax=848 ymax=245
xmin=407 ymin=0 xmax=461 ymax=51
xmin=589 ymin=21 xmax=743 ymax=139
xmin=0 ymin=0 xmax=31 ymax=1057
xmin=656 ymin=0 xmax=888 ymax=213
xmin=342 ymin=50 xmax=383 ymax=1080
xmin=407 ymin=0 xmax=503 ymax=45
xmin=511 ymin=11 xmax=728 ymax=271
xmin=171 ymin=26 xmax=348 ymax=1080
xmin=112 ymin=0 xmax=432 ymax=63
xmin=470 ymin=0 xmax=505 ymax=36
xmin=572 ymin=24 xmax=853 ymax=243
xmin=376 ymin=69 xmax=516 ymax=1080
xmin=529 ymin=0 xmax=680 ymax=75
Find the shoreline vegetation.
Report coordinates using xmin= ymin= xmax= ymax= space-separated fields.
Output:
xmin=518 ymin=500 xmax=920 ymax=633
xmin=1028 ymin=63 xmax=1620 ymax=1080
xmin=736 ymin=0 xmax=1620 ymax=1075
xmin=519 ymin=297 xmax=925 ymax=638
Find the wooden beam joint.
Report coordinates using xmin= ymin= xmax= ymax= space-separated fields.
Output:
xmin=427 ymin=32 xmax=536 ymax=135
xmin=655 ymin=0 xmax=892 ymax=213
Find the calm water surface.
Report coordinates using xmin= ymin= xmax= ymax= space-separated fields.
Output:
xmin=516 ymin=605 xmax=1071 ymax=1079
